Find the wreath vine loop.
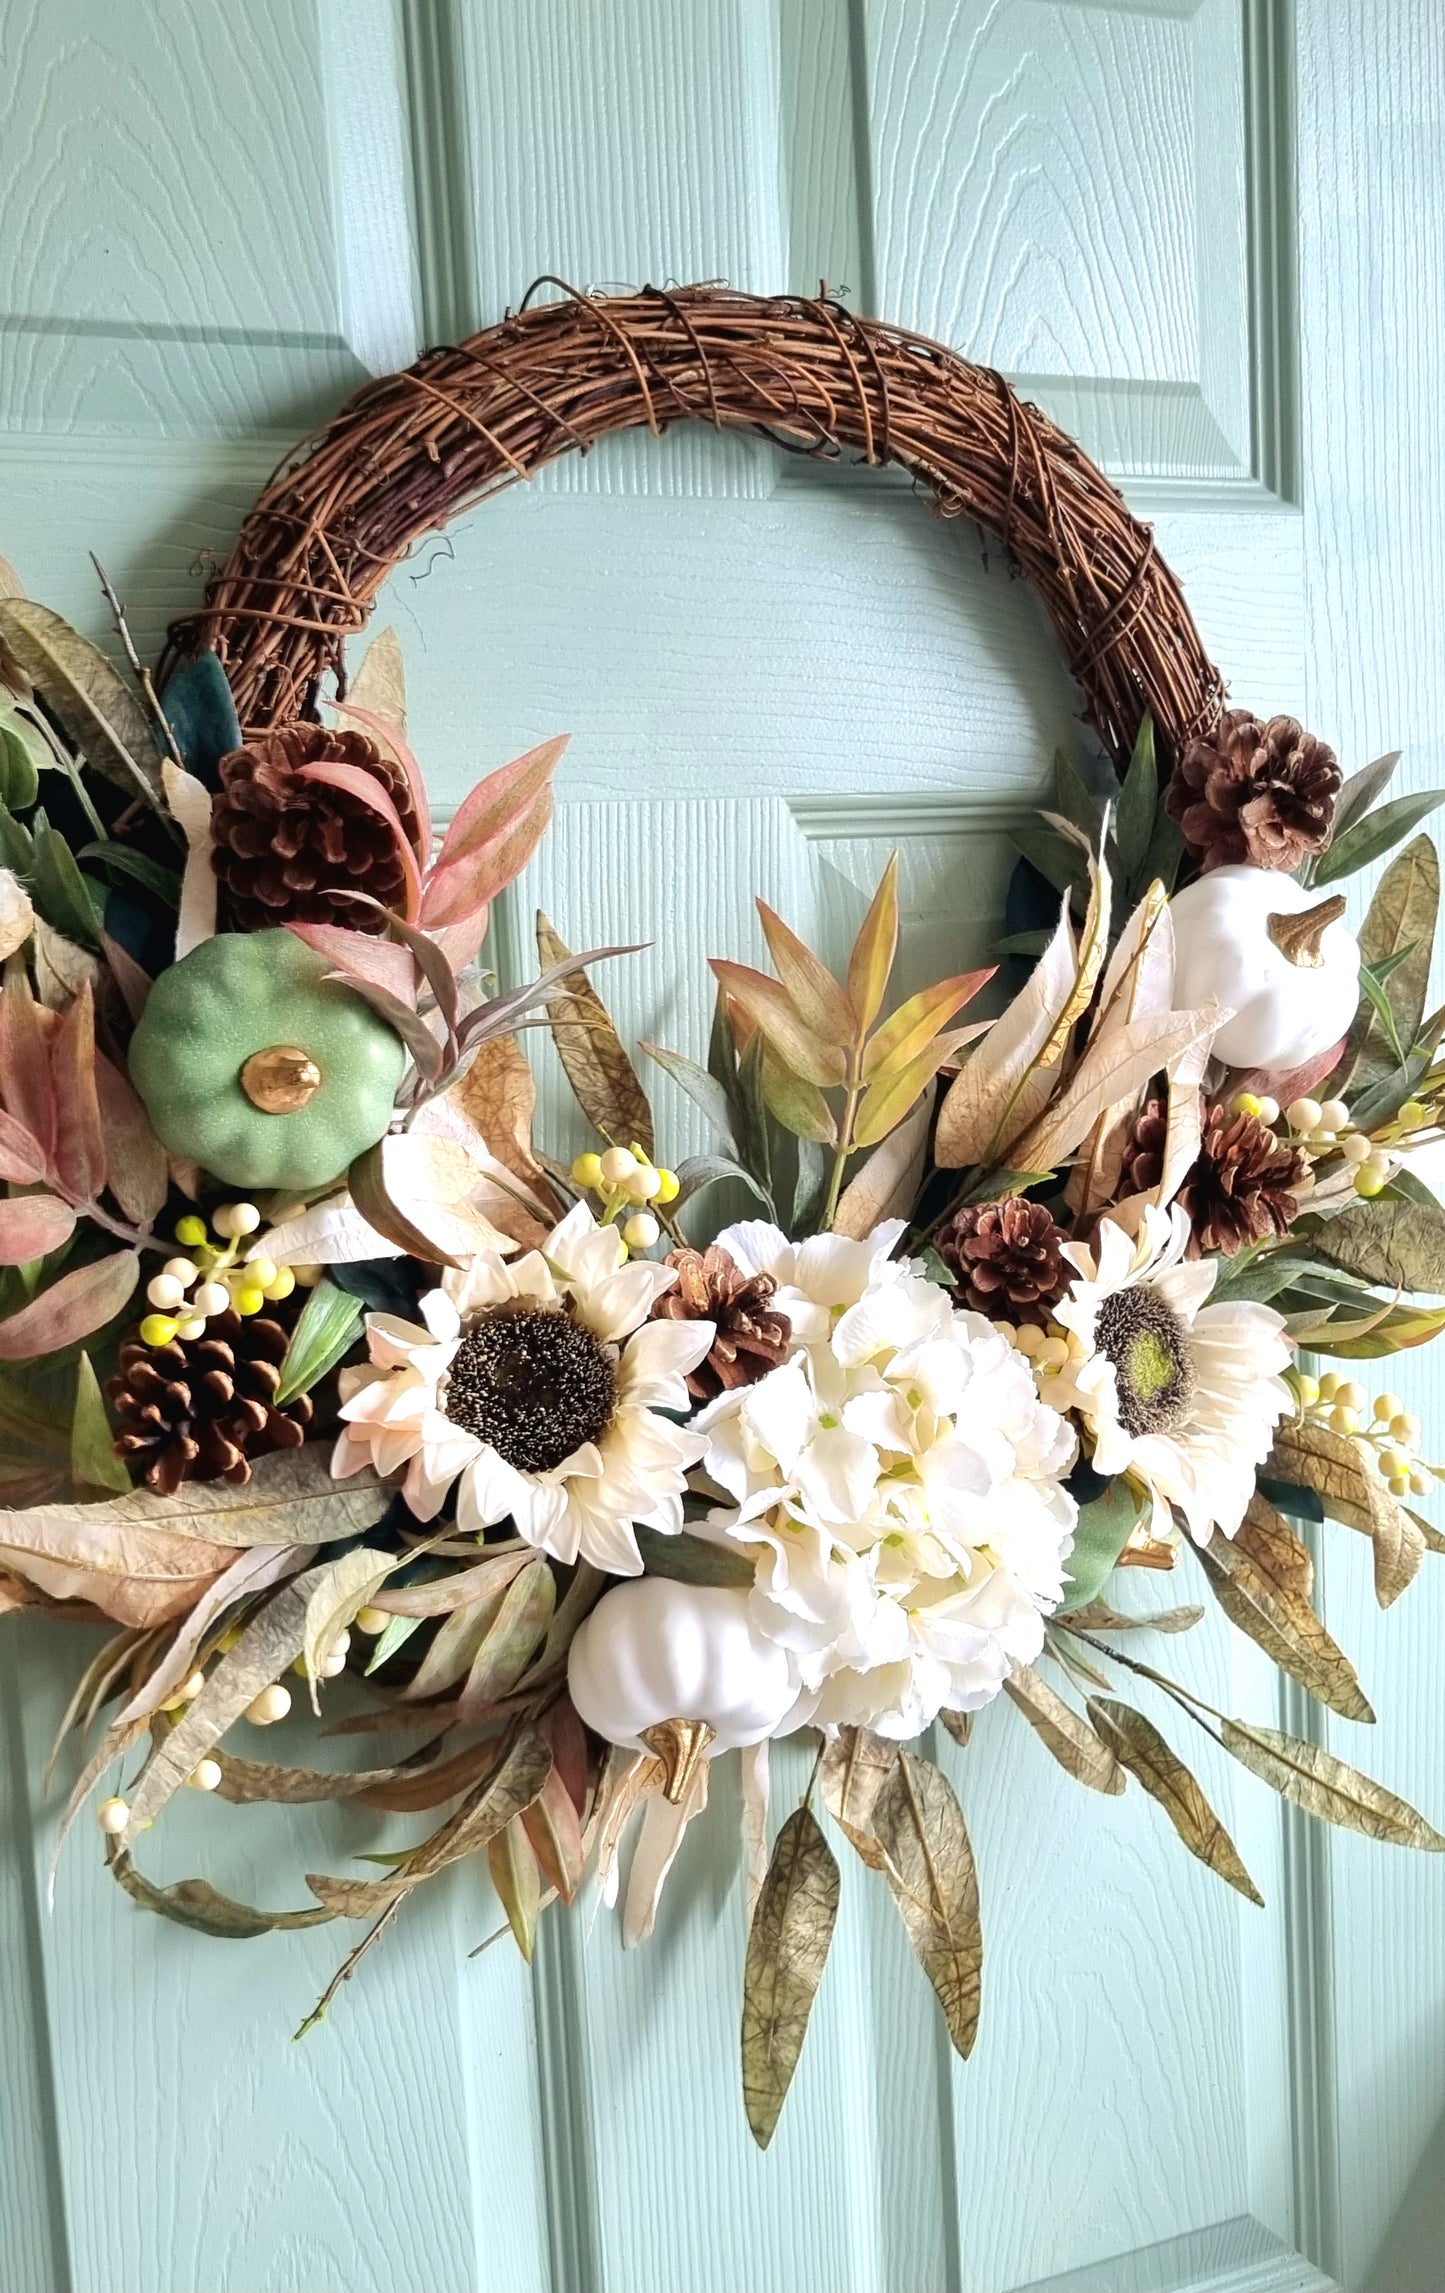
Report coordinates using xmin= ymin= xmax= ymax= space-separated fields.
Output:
xmin=165 ymin=281 xmax=1229 ymax=768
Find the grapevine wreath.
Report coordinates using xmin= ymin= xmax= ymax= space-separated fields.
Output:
xmin=2 ymin=284 xmax=1444 ymax=2142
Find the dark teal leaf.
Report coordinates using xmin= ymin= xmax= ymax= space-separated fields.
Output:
xmin=1140 ymin=806 xmax=1184 ymax=895
xmin=639 ymin=1040 xmax=738 ymax=1150
xmin=1115 ymin=713 xmax=1157 ymax=884
xmin=634 ymin=1526 xmax=754 ymax=1587
xmin=77 ymin=841 xmax=182 ymax=909
xmin=1328 ymin=751 xmax=1401 ymax=846
xmin=0 ymin=803 xmax=34 ymax=874
xmin=1258 ymin=1476 xmax=1325 ymax=1522
xmin=160 ymin=651 xmax=240 ymax=791
xmin=31 ymin=816 xmax=102 ymax=946
xmin=1314 ymin=790 xmax=1445 ymax=884
xmin=671 ymin=1151 xmax=771 ymax=1210
xmin=0 ymin=720 xmax=40 ymax=812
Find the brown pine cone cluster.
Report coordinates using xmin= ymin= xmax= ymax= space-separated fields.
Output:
xmin=1175 ymin=1100 xmax=1309 ymax=1259
xmin=1119 ymin=1096 xmax=1168 ymax=1198
xmin=108 ymin=1308 xmax=313 ymax=1495
xmin=937 ymin=1199 xmax=1067 ymax=1324
xmin=652 ymin=1245 xmax=793 ymax=1401
xmin=210 ymin=724 xmax=422 ymax=933
xmin=1166 ymin=709 xmax=1340 ymax=873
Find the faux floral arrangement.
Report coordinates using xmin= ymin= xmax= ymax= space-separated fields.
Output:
xmin=4 ymin=557 xmax=1445 ymax=2145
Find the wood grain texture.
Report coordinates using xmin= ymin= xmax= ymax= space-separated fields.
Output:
xmin=0 ymin=1657 xmax=69 ymax=2293
xmin=0 ymin=0 xmax=416 ymax=436
xmin=1293 ymin=2 xmax=1445 ymax=2283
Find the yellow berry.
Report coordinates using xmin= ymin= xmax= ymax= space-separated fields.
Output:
xmin=992 ymin=1322 xmax=1018 ymax=1348
xmin=247 ymin=1256 xmax=278 ymax=1291
xmin=1233 ymin=1092 xmax=1262 ymax=1118
xmin=1389 ymin=1473 xmax=1412 ymax=1497
xmin=1391 ymin=1413 xmax=1422 ymax=1447
xmin=654 ymin=1168 xmax=680 ymax=1205
xmin=1287 ymin=1097 xmax=1323 ymax=1134
xmin=1374 ymin=1391 xmax=1404 ymax=1423
xmin=1291 ymin=1372 xmax=1320 ymax=1407
xmin=1012 ymin=1322 xmax=1042 ymax=1358
xmin=234 ymin=1287 xmax=266 ymax=1316
xmin=160 ymin=1669 xmax=206 ymax=1712
xmin=263 ymin=1267 xmax=296 ymax=1302
xmin=599 ymin=1146 xmax=638 ymax=1186
xmin=353 ymin=1607 xmax=389 ymax=1635
xmin=140 ymin=1313 xmax=179 ymax=1347
xmin=1354 ymin=1164 xmax=1389 ymax=1198
xmin=292 ymin=1264 xmax=322 ymax=1288
xmin=1330 ymin=1404 xmax=1361 ymax=1436
xmin=174 ymin=1215 xmax=207 ymax=1248
xmin=1034 ymin=1335 xmax=1069 ymax=1372
xmin=1337 ymin=1381 xmax=1366 ymax=1412
xmin=1317 ymin=1372 xmax=1341 ymax=1402
xmin=96 ymin=1796 xmax=130 ymax=1836
xmin=1381 ymin=1446 xmax=1411 ymax=1480
xmin=1400 ymin=1099 xmax=1428 ymax=1128
xmin=571 ymin=1151 xmax=604 ymax=1190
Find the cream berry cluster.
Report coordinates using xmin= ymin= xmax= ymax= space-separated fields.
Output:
xmin=138 ymin=1201 xmax=297 ymax=1349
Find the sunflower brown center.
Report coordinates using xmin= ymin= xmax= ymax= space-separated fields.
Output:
xmin=1093 ymin=1286 xmax=1195 ymax=1438
xmin=443 ymin=1306 xmax=617 ymax=1473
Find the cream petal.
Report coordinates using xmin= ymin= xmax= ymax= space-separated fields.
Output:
xmin=454 ymin=1445 xmax=532 ymax=1533
xmin=573 ymin=1262 xmax=672 ymax=1344
xmin=713 ymin=1219 xmax=792 ymax=1282
xmin=571 ymin=1506 xmax=646 ymax=1575
xmin=794 ymin=1425 xmax=880 ymax=1527
xmin=1152 ymin=1258 xmax=1217 ymax=1322
xmin=363 ymin=1311 xmax=439 ymax=1370
xmin=741 ymin=1361 xmax=816 ymax=1475
xmin=419 ymin=1288 xmax=463 ymax=1342
xmin=617 ymin=1316 xmax=715 ymax=1406
xmin=510 ymin=1476 xmax=578 ymax=1561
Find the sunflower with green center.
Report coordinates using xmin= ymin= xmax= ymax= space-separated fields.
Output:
xmin=1045 ymin=1203 xmax=1292 ymax=1544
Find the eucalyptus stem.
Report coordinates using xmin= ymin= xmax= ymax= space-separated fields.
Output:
xmin=821 ymin=1075 xmax=863 ymax=1229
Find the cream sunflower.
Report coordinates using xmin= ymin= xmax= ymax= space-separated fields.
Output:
xmin=1047 ymin=1203 xmax=1292 ymax=1544
xmin=331 ymin=1202 xmax=715 ymax=1573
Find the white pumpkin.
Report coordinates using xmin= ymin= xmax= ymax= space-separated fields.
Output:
xmin=1169 ymin=864 xmax=1360 ymax=1072
xmin=567 ymin=1578 xmax=798 ymax=1756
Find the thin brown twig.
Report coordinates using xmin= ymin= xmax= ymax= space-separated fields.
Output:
xmin=293 ymin=1889 xmax=411 ymax=2039
xmin=90 ymin=553 xmax=187 ymax=775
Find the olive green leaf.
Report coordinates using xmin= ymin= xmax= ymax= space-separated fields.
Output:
xmin=1328 ymin=750 xmax=1400 ymax=844
xmin=460 ymin=1558 xmax=556 ymax=1710
xmin=301 ymin=1544 xmax=401 ymax=1713
xmin=107 ymin=1845 xmax=334 ymax=1937
xmin=1059 ymin=1477 xmax=1148 ymax=1609
xmin=1063 ymin=1599 xmax=1205 ymax=1635
xmin=1195 ymin=1533 xmax=1374 ymax=1722
xmin=1269 ymin=1418 xmax=1426 ymax=1607
xmin=308 ymin=1724 xmax=554 ymax=1917
xmin=845 ymin=850 xmax=900 ymax=1035
xmin=741 ymin=1806 xmax=840 ymax=2148
xmin=0 ymin=599 xmax=163 ymax=807
xmin=1004 ymin=1667 xmax=1125 ymax=1794
xmin=634 ymin=1525 xmax=754 ymax=1587
xmin=1313 ymin=788 xmax=1445 ymax=884
xmin=1114 ymin=713 xmax=1158 ymax=888
xmin=1340 ymin=836 xmax=1438 ymax=1094
xmin=1087 ymin=1697 xmax=1264 ymax=1905
xmin=1306 ymin=1199 xmax=1445 ymax=1296
xmin=69 ymin=1350 xmax=131 ymax=1494
xmin=487 ymin=1816 xmax=543 ymax=1961
xmin=868 ymin=1752 xmax=983 ymax=2058
xmin=1220 ymin=1720 xmax=1445 ymax=1848
xmin=274 ymin=1277 xmax=364 ymax=1405
xmin=536 ymin=911 xmax=654 ymax=1154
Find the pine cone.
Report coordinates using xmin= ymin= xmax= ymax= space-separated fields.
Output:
xmin=210 ymin=724 xmax=422 ymax=933
xmin=1166 ymin=709 xmax=1340 ymax=873
xmin=651 ymin=1245 xmax=793 ymax=1401
xmin=937 ymin=1199 xmax=1067 ymax=1324
xmin=108 ymin=1308 xmax=314 ymax=1495
xmin=1176 ymin=1101 xmax=1309 ymax=1259
xmin=1119 ymin=1095 xmax=1168 ymax=1199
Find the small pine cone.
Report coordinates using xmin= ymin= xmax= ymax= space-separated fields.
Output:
xmin=937 ymin=1199 xmax=1067 ymax=1324
xmin=1119 ymin=1095 xmax=1168 ymax=1198
xmin=651 ymin=1245 xmax=793 ymax=1402
xmin=1166 ymin=709 xmax=1340 ymax=873
xmin=210 ymin=723 xmax=422 ymax=933
xmin=108 ymin=1308 xmax=314 ymax=1496
xmin=1176 ymin=1101 xmax=1309 ymax=1259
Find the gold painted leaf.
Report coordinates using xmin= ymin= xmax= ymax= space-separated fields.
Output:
xmin=452 ymin=1029 xmax=549 ymax=1196
xmin=487 ymin=1816 xmax=543 ymax=1962
xmin=308 ymin=1725 xmax=554 ymax=1915
xmin=1195 ymin=1533 xmax=1374 ymax=1722
xmin=1308 ymin=1199 xmax=1445 ymax=1295
xmin=933 ymin=902 xmax=1077 ymax=1167
xmin=1220 ymin=1720 xmax=1445 ymax=1849
xmin=1269 ymin=1419 xmax=1425 ymax=1607
xmin=867 ymin=1752 xmax=983 ymax=2058
xmin=1004 ymin=1667 xmax=1126 ymax=1793
xmin=1234 ymin=1492 xmax=1315 ymax=1600
xmin=1340 ymin=834 xmax=1438 ymax=1095
xmin=1064 ymin=1599 xmax=1205 ymax=1635
xmin=740 ymin=1806 xmax=840 ymax=2148
xmin=818 ymin=1725 xmax=898 ymax=1870
xmin=1087 ymin=1697 xmax=1264 ymax=1905
xmin=845 ymin=852 xmax=900 ymax=1035
xmin=0 ymin=599 xmax=163 ymax=806
xmin=538 ymin=911 xmax=655 ymax=1153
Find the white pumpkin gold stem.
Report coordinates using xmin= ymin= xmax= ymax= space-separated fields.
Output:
xmin=641 ymin=1717 xmax=716 ymax=1804
xmin=1265 ymin=894 xmax=1349 ymax=968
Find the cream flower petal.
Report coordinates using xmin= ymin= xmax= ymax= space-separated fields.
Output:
xmin=794 ymin=1426 xmax=880 ymax=1526
xmin=739 ymin=1361 xmax=816 ymax=1478
xmin=617 ymin=1316 xmax=716 ymax=1408
xmin=572 ymin=1261 xmax=674 ymax=1344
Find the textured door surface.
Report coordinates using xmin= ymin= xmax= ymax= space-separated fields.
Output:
xmin=2 ymin=5 xmax=1443 ymax=2290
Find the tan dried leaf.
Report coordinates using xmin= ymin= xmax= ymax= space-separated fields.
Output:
xmin=1004 ymin=1667 xmax=1125 ymax=1793
xmin=1220 ymin=1719 xmax=1445 ymax=1849
xmin=1012 ymin=1001 xmax=1225 ymax=1174
xmin=740 ymin=1806 xmax=840 ymax=2149
xmin=488 ymin=1816 xmax=543 ymax=1961
xmin=1087 ymin=1697 xmax=1264 ymax=1905
xmin=1063 ymin=1600 xmax=1205 ymax=1635
xmin=832 ymin=1082 xmax=933 ymax=1237
xmin=1235 ymin=1492 xmax=1315 ymax=1600
xmin=308 ymin=1725 xmax=554 ymax=1916
xmin=348 ymin=625 xmax=407 ymax=732
xmin=537 ymin=911 xmax=654 ymax=1154
xmin=622 ymin=1756 xmax=709 ymax=1946
xmin=459 ymin=1559 xmax=556 ymax=1713
xmin=867 ymin=1752 xmax=983 ymax=2058
xmin=453 ymin=1030 xmax=549 ymax=1195
xmin=1196 ymin=1534 xmax=1374 ymax=1723
xmin=818 ymin=1725 xmax=899 ymax=1869
xmin=1269 ymin=1419 xmax=1426 ymax=1608
xmin=933 ymin=903 xmax=1077 ymax=1167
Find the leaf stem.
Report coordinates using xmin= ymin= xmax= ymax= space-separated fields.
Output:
xmin=293 ymin=1890 xmax=410 ymax=2039
xmin=821 ymin=1072 xmax=862 ymax=1230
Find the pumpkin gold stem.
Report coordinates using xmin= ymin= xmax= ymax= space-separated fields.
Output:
xmin=1266 ymin=895 xmax=1347 ymax=968
xmin=641 ymin=1717 xmax=715 ymax=1803
xmin=240 ymin=1045 xmax=323 ymax=1113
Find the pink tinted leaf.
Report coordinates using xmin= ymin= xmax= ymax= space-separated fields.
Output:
xmin=314 ymin=896 xmax=458 ymax=1041
xmin=295 ymin=761 xmax=424 ymax=921
xmin=422 ymin=787 xmax=554 ymax=928
xmin=427 ymin=905 xmax=491 ymax=976
xmin=328 ymin=697 xmax=431 ymax=859
xmin=99 ymin=933 xmax=152 ymax=1023
xmin=432 ymin=736 xmax=567 ymax=871
xmin=49 ymin=979 xmax=106 ymax=1202
xmin=94 ymin=1054 xmax=168 ymax=1226
xmin=0 ymin=1107 xmax=47 ymax=1184
xmin=1232 ymin=1040 xmax=1349 ymax=1103
xmin=0 ymin=1250 xmax=140 ymax=1361
xmin=0 ymin=1194 xmax=76 ymax=1264
xmin=0 ymin=974 xmax=57 ymax=1163
xmin=321 ymin=973 xmax=444 ymax=1080
xmin=285 ymin=923 xmax=418 ymax=1011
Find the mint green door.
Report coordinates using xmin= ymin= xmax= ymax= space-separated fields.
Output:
xmin=3 ymin=4 xmax=1443 ymax=2289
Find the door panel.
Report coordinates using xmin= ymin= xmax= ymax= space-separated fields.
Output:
xmin=0 ymin=3 xmax=1432 ymax=2289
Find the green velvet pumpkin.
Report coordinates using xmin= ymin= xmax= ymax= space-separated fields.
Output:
xmin=128 ymin=930 xmax=406 ymax=1191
